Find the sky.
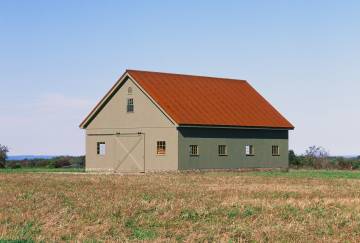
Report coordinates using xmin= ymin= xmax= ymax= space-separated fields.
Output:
xmin=0 ymin=1 xmax=359 ymax=156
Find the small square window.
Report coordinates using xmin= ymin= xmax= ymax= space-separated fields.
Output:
xmin=157 ymin=141 xmax=166 ymax=155
xmin=245 ymin=145 xmax=254 ymax=156
xmin=218 ymin=145 xmax=227 ymax=156
xmin=127 ymin=98 xmax=134 ymax=112
xmin=189 ymin=145 xmax=199 ymax=156
xmin=97 ymin=142 xmax=106 ymax=155
xmin=272 ymin=145 xmax=280 ymax=156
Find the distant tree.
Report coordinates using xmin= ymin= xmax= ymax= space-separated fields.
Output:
xmin=289 ymin=150 xmax=300 ymax=167
xmin=304 ymin=145 xmax=329 ymax=169
xmin=0 ymin=144 xmax=9 ymax=168
xmin=337 ymin=157 xmax=352 ymax=170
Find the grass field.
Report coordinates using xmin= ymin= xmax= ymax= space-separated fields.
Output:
xmin=0 ymin=168 xmax=85 ymax=173
xmin=1 ymin=170 xmax=360 ymax=242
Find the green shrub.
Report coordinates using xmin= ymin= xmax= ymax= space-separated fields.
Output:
xmin=9 ymin=164 xmax=21 ymax=169
xmin=289 ymin=150 xmax=300 ymax=167
xmin=351 ymin=160 xmax=360 ymax=170
xmin=337 ymin=157 xmax=352 ymax=170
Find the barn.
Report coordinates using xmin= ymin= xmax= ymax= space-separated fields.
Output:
xmin=79 ymin=70 xmax=294 ymax=172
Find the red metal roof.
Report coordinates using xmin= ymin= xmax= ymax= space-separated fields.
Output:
xmin=127 ymin=70 xmax=294 ymax=129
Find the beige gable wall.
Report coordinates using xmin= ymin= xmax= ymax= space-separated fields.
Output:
xmin=85 ymin=77 xmax=178 ymax=172
xmin=87 ymin=77 xmax=174 ymax=129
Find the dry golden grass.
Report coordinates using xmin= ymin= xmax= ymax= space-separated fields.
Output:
xmin=1 ymin=171 xmax=360 ymax=242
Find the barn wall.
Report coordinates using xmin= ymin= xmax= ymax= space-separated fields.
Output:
xmin=86 ymin=128 xmax=178 ymax=172
xmin=85 ymin=77 xmax=178 ymax=172
xmin=86 ymin=77 xmax=174 ymax=129
xmin=178 ymin=127 xmax=289 ymax=170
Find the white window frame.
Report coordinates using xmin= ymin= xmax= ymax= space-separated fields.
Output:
xmin=97 ymin=142 xmax=106 ymax=156
xmin=127 ymin=98 xmax=134 ymax=113
xmin=156 ymin=141 xmax=166 ymax=155
xmin=189 ymin=145 xmax=199 ymax=156
xmin=218 ymin=145 xmax=227 ymax=156
xmin=272 ymin=145 xmax=280 ymax=156
xmin=245 ymin=145 xmax=255 ymax=156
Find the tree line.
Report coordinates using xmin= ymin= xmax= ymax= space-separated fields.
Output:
xmin=0 ymin=144 xmax=84 ymax=169
xmin=289 ymin=146 xmax=360 ymax=170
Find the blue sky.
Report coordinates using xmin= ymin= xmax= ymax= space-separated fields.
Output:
xmin=0 ymin=1 xmax=359 ymax=156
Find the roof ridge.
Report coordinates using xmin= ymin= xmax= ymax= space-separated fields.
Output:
xmin=126 ymin=69 xmax=248 ymax=83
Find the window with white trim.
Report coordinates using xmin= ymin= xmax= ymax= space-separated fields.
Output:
xmin=127 ymin=98 xmax=134 ymax=112
xmin=245 ymin=145 xmax=254 ymax=156
xmin=128 ymin=86 xmax=133 ymax=94
xmin=218 ymin=145 xmax=227 ymax=156
xmin=97 ymin=142 xmax=106 ymax=155
xmin=189 ymin=145 xmax=199 ymax=156
xmin=157 ymin=141 xmax=166 ymax=155
xmin=272 ymin=145 xmax=280 ymax=156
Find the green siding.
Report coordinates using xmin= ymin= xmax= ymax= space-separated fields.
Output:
xmin=178 ymin=127 xmax=289 ymax=170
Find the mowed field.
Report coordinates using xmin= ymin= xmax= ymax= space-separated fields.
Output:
xmin=2 ymin=171 xmax=360 ymax=242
